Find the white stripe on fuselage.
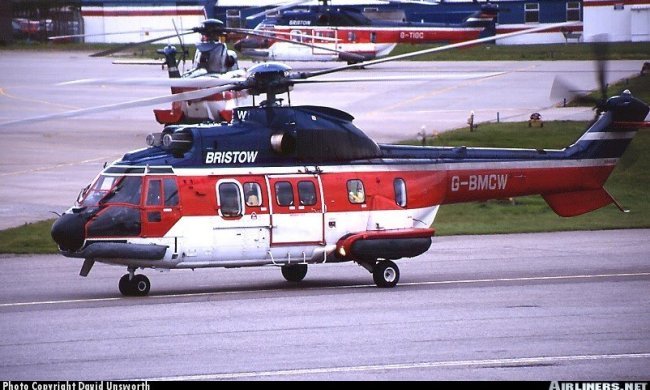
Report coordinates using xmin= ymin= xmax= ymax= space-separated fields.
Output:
xmin=171 ymin=158 xmax=618 ymax=177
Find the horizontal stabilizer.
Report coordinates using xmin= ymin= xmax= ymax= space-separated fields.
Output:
xmin=542 ymin=188 xmax=617 ymax=217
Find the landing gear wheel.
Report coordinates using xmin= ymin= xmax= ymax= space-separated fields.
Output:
xmin=281 ymin=264 xmax=308 ymax=282
xmin=118 ymin=273 xmax=151 ymax=296
xmin=132 ymin=274 xmax=151 ymax=296
xmin=119 ymin=274 xmax=133 ymax=296
xmin=373 ymin=260 xmax=400 ymax=288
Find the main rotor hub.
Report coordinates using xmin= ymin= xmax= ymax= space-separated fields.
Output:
xmin=245 ymin=62 xmax=294 ymax=97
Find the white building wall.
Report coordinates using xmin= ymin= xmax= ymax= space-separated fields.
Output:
xmin=82 ymin=6 xmax=206 ymax=44
xmin=583 ymin=0 xmax=650 ymax=42
xmin=630 ymin=5 xmax=650 ymax=41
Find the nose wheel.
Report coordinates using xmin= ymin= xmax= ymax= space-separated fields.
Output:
xmin=119 ymin=273 xmax=151 ymax=296
xmin=281 ymin=264 xmax=308 ymax=282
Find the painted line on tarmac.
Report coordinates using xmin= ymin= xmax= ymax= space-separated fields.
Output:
xmin=139 ymin=352 xmax=650 ymax=380
xmin=1 ymin=271 xmax=648 ymax=309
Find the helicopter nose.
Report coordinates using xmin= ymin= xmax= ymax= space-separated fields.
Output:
xmin=51 ymin=213 xmax=86 ymax=252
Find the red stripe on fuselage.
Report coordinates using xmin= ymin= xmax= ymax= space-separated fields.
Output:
xmin=267 ymin=26 xmax=483 ymax=46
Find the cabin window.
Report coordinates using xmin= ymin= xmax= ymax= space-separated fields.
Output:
xmin=394 ymin=178 xmax=407 ymax=208
xmin=164 ymin=178 xmax=179 ymax=206
xmin=218 ymin=182 xmax=242 ymax=217
xmin=524 ymin=3 xmax=539 ymax=23
xmin=370 ymin=32 xmax=376 ymax=43
xmin=566 ymin=2 xmax=581 ymax=21
xmin=244 ymin=182 xmax=262 ymax=207
xmin=347 ymin=31 xmax=356 ymax=42
xmin=298 ymin=181 xmax=317 ymax=206
xmin=146 ymin=180 xmax=162 ymax=206
xmin=275 ymin=181 xmax=294 ymax=206
xmin=347 ymin=179 xmax=365 ymax=204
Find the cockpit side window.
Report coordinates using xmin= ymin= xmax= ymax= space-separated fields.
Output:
xmin=146 ymin=180 xmax=162 ymax=206
xmin=80 ymin=175 xmax=117 ymax=206
xmin=164 ymin=178 xmax=179 ymax=206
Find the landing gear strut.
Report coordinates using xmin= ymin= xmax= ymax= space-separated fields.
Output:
xmin=119 ymin=268 xmax=151 ymax=296
xmin=372 ymin=260 xmax=400 ymax=288
xmin=281 ymin=264 xmax=308 ymax=282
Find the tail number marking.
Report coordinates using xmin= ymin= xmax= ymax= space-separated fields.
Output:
xmin=451 ymin=174 xmax=508 ymax=192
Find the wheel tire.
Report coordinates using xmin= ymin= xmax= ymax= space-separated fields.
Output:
xmin=119 ymin=274 xmax=133 ymax=296
xmin=281 ymin=264 xmax=308 ymax=282
xmin=131 ymin=274 xmax=151 ymax=296
xmin=373 ymin=260 xmax=400 ymax=288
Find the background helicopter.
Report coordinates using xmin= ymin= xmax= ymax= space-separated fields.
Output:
xmin=51 ymin=17 xmax=385 ymax=125
xmin=233 ymin=0 xmax=499 ymax=62
xmin=9 ymin=21 xmax=646 ymax=297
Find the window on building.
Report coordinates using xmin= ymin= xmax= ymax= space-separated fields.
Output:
xmin=219 ymin=182 xmax=242 ymax=217
xmin=394 ymin=178 xmax=407 ymax=208
xmin=275 ymin=181 xmax=294 ymax=206
xmin=525 ymin=3 xmax=540 ymax=23
xmin=567 ymin=2 xmax=581 ymax=21
xmin=347 ymin=179 xmax=365 ymax=204
xmin=298 ymin=181 xmax=317 ymax=206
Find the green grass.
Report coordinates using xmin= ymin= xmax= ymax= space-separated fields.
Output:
xmin=3 ymin=40 xmax=650 ymax=62
xmin=390 ymin=41 xmax=650 ymax=61
xmin=0 ymin=220 xmax=58 ymax=254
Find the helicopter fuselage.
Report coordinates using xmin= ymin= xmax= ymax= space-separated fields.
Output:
xmin=50 ymin=95 xmax=648 ymax=296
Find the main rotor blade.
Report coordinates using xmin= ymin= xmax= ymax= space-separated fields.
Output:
xmin=49 ymin=29 xmax=177 ymax=41
xmin=58 ymin=76 xmax=247 ymax=88
xmin=300 ymin=22 xmax=581 ymax=79
xmin=292 ymin=72 xmax=505 ymax=84
xmin=0 ymin=85 xmax=236 ymax=129
xmin=90 ymin=31 xmax=195 ymax=57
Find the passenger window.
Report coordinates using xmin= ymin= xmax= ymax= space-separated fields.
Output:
xmin=394 ymin=178 xmax=407 ymax=207
xmin=164 ymin=178 xmax=179 ymax=206
xmin=244 ymin=182 xmax=262 ymax=207
xmin=347 ymin=179 xmax=365 ymax=204
xmin=275 ymin=181 xmax=294 ymax=206
xmin=218 ymin=182 xmax=242 ymax=217
xmin=146 ymin=180 xmax=162 ymax=206
xmin=298 ymin=181 xmax=317 ymax=206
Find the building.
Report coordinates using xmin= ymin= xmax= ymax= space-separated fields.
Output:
xmin=78 ymin=0 xmax=649 ymax=44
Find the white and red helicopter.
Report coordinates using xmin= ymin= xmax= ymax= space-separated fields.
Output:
xmin=234 ymin=0 xmax=499 ymax=63
xmin=5 ymin=23 xmax=648 ymax=297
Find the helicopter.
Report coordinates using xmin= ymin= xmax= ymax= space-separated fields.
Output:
xmin=6 ymin=22 xmax=648 ymax=297
xmin=53 ymin=17 xmax=381 ymax=125
xmin=233 ymin=1 xmax=499 ymax=62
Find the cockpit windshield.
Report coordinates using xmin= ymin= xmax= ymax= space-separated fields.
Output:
xmin=78 ymin=175 xmax=142 ymax=207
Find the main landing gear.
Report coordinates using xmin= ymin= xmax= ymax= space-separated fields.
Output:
xmin=119 ymin=267 xmax=151 ymax=296
xmin=359 ymin=260 xmax=400 ymax=288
